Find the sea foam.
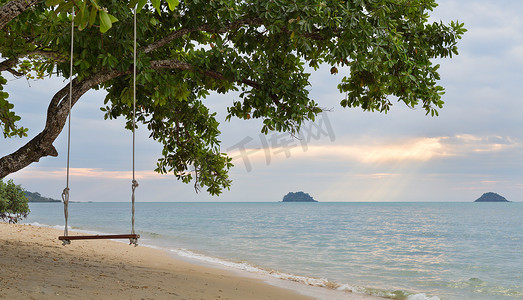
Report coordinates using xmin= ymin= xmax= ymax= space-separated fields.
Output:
xmin=407 ymin=294 xmax=440 ymax=300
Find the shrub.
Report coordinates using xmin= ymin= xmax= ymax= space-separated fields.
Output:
xmin=0 ymin=179 xmax=30 ymax=223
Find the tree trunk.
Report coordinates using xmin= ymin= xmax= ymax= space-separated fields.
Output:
xmin=0 ymin=0 xmax=41 ymax=30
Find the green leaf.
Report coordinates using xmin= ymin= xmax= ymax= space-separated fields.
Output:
xmin=99 ymin=10 xmax=112 ymax=33
xmin=45 ymin=0 xmax=62 ymax=6
xmin=53 ymin=1 xmax=73 ymax=16
xmin=166 ymin=0 xmax=179 ymax=11
xmin=136 ymin=0 xmax=148 ymax=12
xmin=89 ymin=0 xmax=100 ymax=10
xmin=151 ymin=0 xmax=161 ymax=13
xmin=108 ymin=13 xmax=118 ymax=23
xmin=78 ymin=4 xmax=90 ymax=31
xmin=129 ymin=0 xmax=139 ymax=8
xmin=89 ymin=6 xmax=97 ymax=26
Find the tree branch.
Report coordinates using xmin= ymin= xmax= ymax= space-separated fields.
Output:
xmin=6 ymin=68 xmax=24 ymax=77
xmin=150 ymin=59 xmax=264 ymax=91
xmin=141 ymin=16 xmax=333 ymax=55
xmin=0 ymin=58 xmax=18 ymax=72
xmin=150 ymin=58 xmax=284 ymax=109
xmin=0 ymin=0 xmax=42 ymax=30
xmin=0 ymin=68 xmax=130 ymax=178
xmin=29 ymin=49 xmax=67 ymax=62
xmin=143 ymin=17 xmax=264 ymax=54
xmin=0 ymin=50 xmax=65 ymax=75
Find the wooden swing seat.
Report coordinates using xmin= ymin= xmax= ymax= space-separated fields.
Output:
xmin=58 ymin=234 xmax=140 ymax=241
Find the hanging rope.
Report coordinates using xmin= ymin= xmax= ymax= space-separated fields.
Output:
xmin=61 ymin=6 xmax=75 ymax=246
xmin=129 ymin=6 xmax=139 ymax=247
xmin=60 ymin=7 xmax=139 ymax=246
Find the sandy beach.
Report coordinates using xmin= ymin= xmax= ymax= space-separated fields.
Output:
xmin=0 ymin=223 xmax=313 ymax=300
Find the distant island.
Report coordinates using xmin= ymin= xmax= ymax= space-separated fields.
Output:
xmin=282 ymin=192 xmax=317 ymax=202
xmin=474 ymin=192 xmax=510 ymax=202
xmin=24 ymin=191 xmax=61 ymax=203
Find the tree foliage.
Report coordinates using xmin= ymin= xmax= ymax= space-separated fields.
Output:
xmin=0 ymin=179 xmax=30 ymax=223
xmin=0 ymin=0 xmax=465 ymax=195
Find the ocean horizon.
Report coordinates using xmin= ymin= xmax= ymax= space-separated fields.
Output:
xmin=24 ymin=201 xmax=523 ymax=300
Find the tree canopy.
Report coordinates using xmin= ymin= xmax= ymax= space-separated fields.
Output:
xmin=0 ymin=0 xmax=465 ymax=195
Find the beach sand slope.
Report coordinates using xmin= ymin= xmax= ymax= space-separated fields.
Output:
xmin=0 ymin=223 xmax=312 ymax=300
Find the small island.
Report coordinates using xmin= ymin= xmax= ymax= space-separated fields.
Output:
xmin=282 ymin=191 xmax=317 ymax=202
xmin=474 ymin=192 xmax=510 ymax=202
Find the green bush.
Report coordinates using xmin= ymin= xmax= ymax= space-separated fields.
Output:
xmin=0 ymin=179 xmax=30 ymax=223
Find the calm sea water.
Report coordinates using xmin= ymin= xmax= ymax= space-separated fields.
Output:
xmin=25 ymin=202 xmax=522 ymax=300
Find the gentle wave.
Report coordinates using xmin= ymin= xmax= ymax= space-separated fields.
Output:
xmin=26 ymin=222 xmax=64 ymax=231
xmin=167 ymin=247 xmax=442 ymax=300
xmin=406 ymin=294 xmax=440 ymax=300
xmin=346 ymin=286 xmax=441 ymax=300
xmin=170 ymin=247 xmax=334 ymax=286
xmin=448 ymin=278 xmax=523 ymax=298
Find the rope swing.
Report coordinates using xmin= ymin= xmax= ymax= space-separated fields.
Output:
xmin=129 ymin=6 xmax=139 ymax=246
xmin=59 ymin=6 xmax=140 ymax=246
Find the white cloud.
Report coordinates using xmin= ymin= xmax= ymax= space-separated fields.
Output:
xmin=11 ymin=167 xmax=169 ymax=181
xmin=228 ymin=134 xmax=519 ymax=169
xmin=448 ymin=135 xmax=519 ymax=154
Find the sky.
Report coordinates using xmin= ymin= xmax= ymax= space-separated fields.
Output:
xmin=2 ymin=0 xmax=523 ymax=202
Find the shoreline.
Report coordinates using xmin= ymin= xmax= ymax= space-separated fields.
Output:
xmin=0 ymin=222 xmax=382 ymax=300
xmin=0 ymin=222 xmax=313 ymax=299
xmin=162 ymin=246 xmax=383 ymax=300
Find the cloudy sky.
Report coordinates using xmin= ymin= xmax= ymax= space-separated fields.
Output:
xmin=3 ymin=0 xmax=523 ymax=202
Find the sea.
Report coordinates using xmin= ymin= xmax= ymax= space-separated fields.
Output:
xmin=24 ymin=202 xmax=522 ymax=300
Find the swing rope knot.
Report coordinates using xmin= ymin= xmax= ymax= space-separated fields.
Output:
xmin=61 ymin=187 xmax=71 ymax=245
xmin=129 ymin=237 xmax=138 ymax=247
xmin=62 ymin=187 xmax=70 ymax=202
xmin=130 ymin=179 xmax=138 ymax=246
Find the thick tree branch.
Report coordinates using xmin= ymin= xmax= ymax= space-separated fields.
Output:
xmin=142 ymin=16 xmax=334 ymax=55
xmin=143 ymin=17 xmax=264 ymax=54
xmin=150 ymin=59 xmax=284 ymax=108
xmin=150 ymin=59 xmax=192 ymax=70
xmin=6 ymin=68 xmax=24 ymax=77
xmin=0 ymin=50 xmax=64 ymax=74
xmin=0 ymin=0 xmax=41 ymax=30
xmin=0 ymin=68 xmax=130 ymax=178
xmin=0 ymin=58 xmax=18 ymax=72
xmin=29 ymin=49 xmax=67 ymax=62
xmin=151 ymin=59 xmax=263 ymax=90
